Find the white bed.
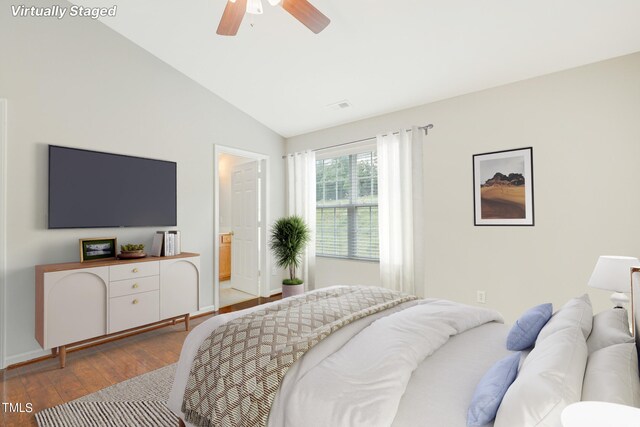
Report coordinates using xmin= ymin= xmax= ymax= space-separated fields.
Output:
xmin=391 ymin=322 xmax=511 ymax=427
xmin=168 ymin=285 xmax=640 ymax=427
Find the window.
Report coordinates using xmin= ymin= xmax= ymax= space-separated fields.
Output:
xmin=316 ymin=151 xmax=379 ymax=260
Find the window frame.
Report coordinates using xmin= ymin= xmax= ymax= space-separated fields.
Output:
xmin=315 ymin=145 xmax=379 ymax=262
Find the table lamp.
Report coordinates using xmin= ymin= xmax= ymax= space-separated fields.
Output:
xmin=588 ymin=255 xmax=640 ymax=335
xmin=562 ymin=401 xmax=640 ymax=427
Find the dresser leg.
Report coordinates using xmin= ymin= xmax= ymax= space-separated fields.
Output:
xmin=51 ymin=347 xmax=58 ymax=358
xmin=59 ymin=346 xmax=67 ymax=369
xmin=185 ymin=313 xmax=190 ymax=331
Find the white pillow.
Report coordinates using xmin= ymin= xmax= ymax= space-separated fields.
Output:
xmin=518 ymin=349 xmax=531 ymax=371
xmin=537 ymin=294 xmax=592 ymax=343
xmin=582 ymin=343 xmax=640 ymax=407
xmin=495 ymin=326 xmax=588 ymax=427
xmin=587 ymin=308 xmax=633 ymax=354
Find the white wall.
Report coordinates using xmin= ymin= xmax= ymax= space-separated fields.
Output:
xmin=0 ymin=99 xmax=7 ymax=369
xmin=287 ymin=52 xmax=640 ymax=323
xmin=0 ymin=10 xmax=285 ymax=365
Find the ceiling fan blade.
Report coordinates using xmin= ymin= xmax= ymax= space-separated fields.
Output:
xmin=282 ymin=0 xmax=330 ymax=34
xmin=217 ymin=0 xmax=248 ymax=36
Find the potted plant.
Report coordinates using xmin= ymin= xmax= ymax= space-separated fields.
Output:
xmin=269 ymin=215 xmax=310 ymax=298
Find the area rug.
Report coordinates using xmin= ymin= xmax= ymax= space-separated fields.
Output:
xmin=35 ymin=364 xmax=178 ymax=427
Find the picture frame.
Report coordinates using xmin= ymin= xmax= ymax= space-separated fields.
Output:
xmin=79 ymin=237 xmax=117 ymax=262
xmin=473 ymin=147 xmax=534 ymax=226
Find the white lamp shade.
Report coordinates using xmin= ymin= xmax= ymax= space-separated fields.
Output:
xmin=246 ymin=0 xmax=264 ymax=14
xmin=562 ymin=402 xmax=640 ymax=427
xmin=588 ymin=255 xmax=640 ymax=293
xmin=267 ymin=0 xmax=281 ymax=5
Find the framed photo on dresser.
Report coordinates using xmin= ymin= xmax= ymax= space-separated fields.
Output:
xmin=473 ymin=147 xmax=534 ymax=226
xmin=79 ymin=237 xmax=117 ymax=262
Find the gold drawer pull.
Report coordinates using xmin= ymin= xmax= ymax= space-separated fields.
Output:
xmin=132 ymin=283 xmax=139 ymax=289
xmin=132 ymin=299 xmax=139 ymax=305
xmin=132 ymin=268 xmax=139 ymax=273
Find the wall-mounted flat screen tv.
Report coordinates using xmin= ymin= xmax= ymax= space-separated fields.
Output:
xmin=48 ymin=145 xmax=177 ymax=229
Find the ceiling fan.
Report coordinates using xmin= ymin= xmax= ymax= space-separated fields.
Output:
xmin=217 ymin=0 xmax=330 ymax=36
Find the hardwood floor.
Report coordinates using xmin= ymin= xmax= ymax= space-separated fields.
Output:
xmin=0 ymin=294 xmax=281 ymax=427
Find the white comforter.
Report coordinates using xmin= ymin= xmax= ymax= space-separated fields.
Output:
xmin=169 ymin=287 xmax=503 ymax=427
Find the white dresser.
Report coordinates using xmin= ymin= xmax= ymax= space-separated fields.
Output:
xmin=36 ymin=253 xmax=200 ymax=368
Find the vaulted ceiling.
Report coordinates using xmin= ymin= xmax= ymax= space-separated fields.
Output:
xmin=78 ymin=0 xmax=640 ymax=137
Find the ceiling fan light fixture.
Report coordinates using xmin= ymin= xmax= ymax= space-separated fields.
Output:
xmin=246 ymin=0 xmax=263 ymax=14
xmin=217 ymin=0 xmax=330 ymax=36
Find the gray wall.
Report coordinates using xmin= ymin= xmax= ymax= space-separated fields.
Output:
xmin=288 ymin=52 xmax=640 ymax=323
xmin=0 ymin=9 xmax=285 ymax=365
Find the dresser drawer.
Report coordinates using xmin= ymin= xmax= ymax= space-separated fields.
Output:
xmin=110 ymin=261 xmax=159 ymax=282
xmin=110 ymin=276 xmax=159 ymax=298
xmin=108 ymin=290 xmax=159 ymax=333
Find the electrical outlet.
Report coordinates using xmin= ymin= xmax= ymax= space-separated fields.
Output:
xmin=477 ymin=290 xmax=486 ymax=304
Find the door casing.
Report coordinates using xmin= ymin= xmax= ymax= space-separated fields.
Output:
xmin=213 ymin=145 xmax=270 ymax=311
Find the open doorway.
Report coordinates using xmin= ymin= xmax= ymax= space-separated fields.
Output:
xmin=214 ymin=146 xmax=270 ymax=310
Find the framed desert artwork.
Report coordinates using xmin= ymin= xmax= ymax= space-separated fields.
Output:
xmin=473 ymin=147 xmax=534 ymax=226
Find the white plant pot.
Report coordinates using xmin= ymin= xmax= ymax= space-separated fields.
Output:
xmin=282 ymin=283 xmax=305 ymax=298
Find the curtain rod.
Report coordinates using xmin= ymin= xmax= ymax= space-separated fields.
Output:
xmin=283 ymin=124 xmax=433 ymax=159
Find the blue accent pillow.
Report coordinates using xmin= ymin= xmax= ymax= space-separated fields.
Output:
xmin=506 ymin=303 xmax=553 ymax=351
xmin=467 ymin=352 xmax=520 ymax=427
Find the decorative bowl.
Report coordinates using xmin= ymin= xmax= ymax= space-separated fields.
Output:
xmin=118 ymin=250 xmax=147 ymax=259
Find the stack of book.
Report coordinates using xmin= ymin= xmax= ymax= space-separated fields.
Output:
xmin=151 ymin=230 xmax=181 ymax=257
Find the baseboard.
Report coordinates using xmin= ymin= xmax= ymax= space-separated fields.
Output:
xmin=4 ymin=300 xmax=274 ymax=369
xmin=269 ymin=287 xmax=282 ymax=296
xmin=5 ymin=308 xmax=217 ymax=370
xmin=195 ymin=305 xmax=216 ymax=315
xmin=4 ymin=348 xmax=49 ymax=368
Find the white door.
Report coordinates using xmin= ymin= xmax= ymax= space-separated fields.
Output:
xmin=230 ymin=161 xmax=259 ymax=295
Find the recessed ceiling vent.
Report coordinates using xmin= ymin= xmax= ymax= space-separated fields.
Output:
xmin=327 ymin=100 xmax=352 ymax=111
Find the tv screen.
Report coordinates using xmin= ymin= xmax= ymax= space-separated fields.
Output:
xmin=48 ymin=145 xmax=177 ymax=229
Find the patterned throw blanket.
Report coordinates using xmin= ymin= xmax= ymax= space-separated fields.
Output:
xmin=181 ymin=286 xmax=417 ymax=427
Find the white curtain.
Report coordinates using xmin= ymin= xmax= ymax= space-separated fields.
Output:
xmin=377 ymin=127 xmax=424 ymax=295
xmin=285 ymin=151 xmax=316 ymax=290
